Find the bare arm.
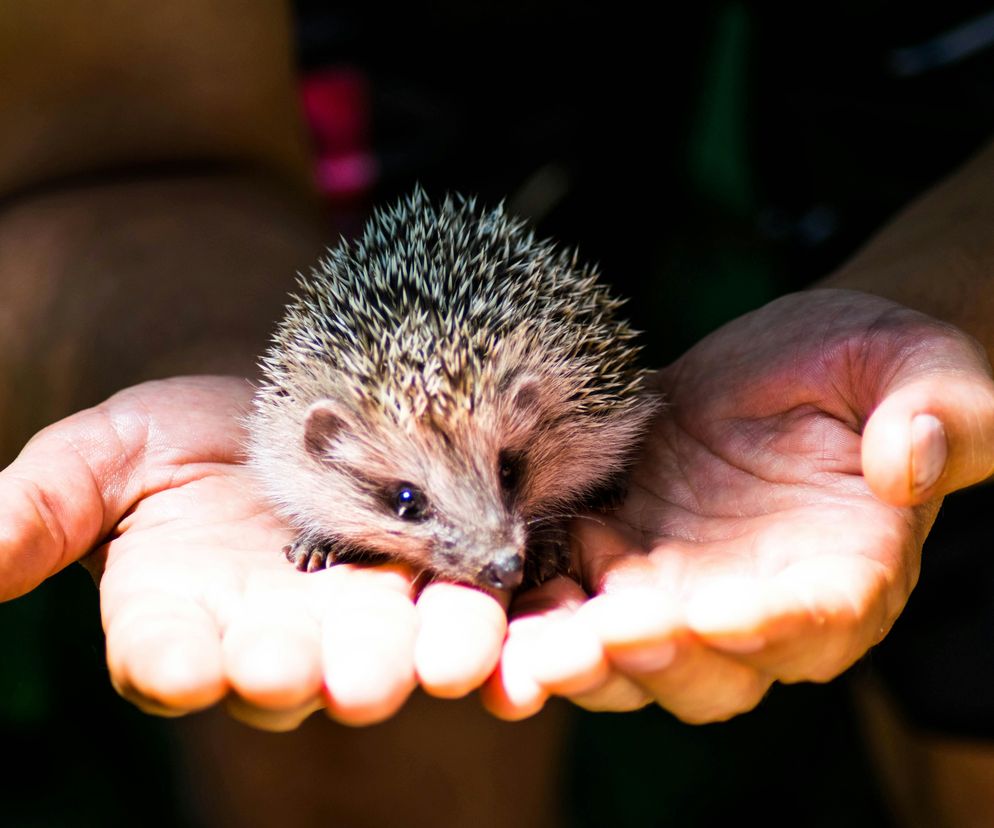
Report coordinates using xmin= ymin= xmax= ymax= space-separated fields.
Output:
xmin=0 ymin=0 xmax=311 ymax=195
xmin=0 ymin=3 xmax=517 ymax=728
xmin=492 ymin=137 xmax=994 ymax=722
xmin=814 ymin=139 xmax=994 ymax=506
xmin=824 ymin=139 xmax=994 ymax=358
xmin=0 ymin=1 xmax=327 ymax=456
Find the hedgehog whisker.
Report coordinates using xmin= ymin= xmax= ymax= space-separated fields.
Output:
xmin=526 ymin=514 xmax=571 ymax=526
xmin=529 ymin=512 xmax=607 ymax=527
xmin=569 ymin=513 xmax=608 ymax=527
xmin=246 ymin=184 xmax=655 ymax=592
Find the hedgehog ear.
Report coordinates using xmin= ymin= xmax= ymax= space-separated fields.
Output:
xmin=303 ymin=400 xmax=351 ymax=460
xmin=507 ymin=373 xmax=551 ymax=424
xmin=511 ymin=375 xmax=543 ymax=413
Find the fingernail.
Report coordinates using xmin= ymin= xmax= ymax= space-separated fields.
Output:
xmin=911 ymin=414 xmax=947 ymax=496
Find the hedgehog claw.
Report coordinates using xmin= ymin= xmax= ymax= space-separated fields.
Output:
xmin=524 ymin=525 xmax=571 ymax=587
xmin=284 ymin=536 xmax=337 ymax=572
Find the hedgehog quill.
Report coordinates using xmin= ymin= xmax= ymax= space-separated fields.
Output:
xmin=247 ymin=187 xmax=659 ymax=592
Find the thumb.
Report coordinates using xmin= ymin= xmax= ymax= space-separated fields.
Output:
xmin=0 ymin=376 xmax=250 ymax=601
xmin=862 ymin=370 xmax=994 ymax=507
xmin=0 ymin=407 xmax=138 ymax=601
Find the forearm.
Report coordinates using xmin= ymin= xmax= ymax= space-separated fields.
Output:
xmin=822 ymin=139 xmax=994 ymax=359
xmin=0 ymin=172 xmax=327 ymax=459
xmin=0 ymin=1 xmax=311 ymax=196
xmin=0 ymin=1 xmax=329 ymax=456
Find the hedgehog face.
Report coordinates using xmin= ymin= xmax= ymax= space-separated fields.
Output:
xmin=378 ymin=470 xmax=529 ymax=590
xmin=271 ymin=361 xmax=653 ymax=589
xmin=289 ymin=396 xmax=535 ymax=590
xmin=248 ymin=360 xmax=656 ymax=590
xmin=248 ymin=187 xmax=661 ymax=590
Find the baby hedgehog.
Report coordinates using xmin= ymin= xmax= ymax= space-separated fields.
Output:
xmin=247 ymin=187 xmax=657 ymax=591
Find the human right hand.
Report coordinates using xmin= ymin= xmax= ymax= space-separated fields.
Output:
xmin=0 ymin=376 xmax=510 ymax=729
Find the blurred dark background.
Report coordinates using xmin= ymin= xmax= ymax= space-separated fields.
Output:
xmin=5 ymin=1 xmax=994 ymax=825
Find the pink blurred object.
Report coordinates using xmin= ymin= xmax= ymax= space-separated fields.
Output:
xmin=300 ymin=67 xmax=377 ymax=200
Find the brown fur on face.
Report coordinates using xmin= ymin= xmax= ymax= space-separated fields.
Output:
xmin=246 ymin=188 xmax=659 ymax=590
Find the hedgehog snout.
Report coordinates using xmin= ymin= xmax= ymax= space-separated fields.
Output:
xmin=430 ymin=515 xmax=528 ymax=591
xmin=478 ymin=548 xmax=524 ymax=591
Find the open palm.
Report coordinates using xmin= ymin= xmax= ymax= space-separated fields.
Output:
xmin=487 ymin=290 xmax=994 ymax=722
xmin=0 ymin=376 xmax=510 ymax=729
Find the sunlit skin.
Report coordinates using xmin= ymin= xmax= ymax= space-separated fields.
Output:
xmin=484 ymin=289 xmax=994 ymax=722
xmin=0 ymin=376 xmax=509 ymax=729
xmin=5 ymin=4 xmax=994 ymax=826
xmin=4 ymin=289 xmax=994 ymax=728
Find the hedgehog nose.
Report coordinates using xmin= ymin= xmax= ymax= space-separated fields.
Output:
xmin=480 ymin=551 xmax=524 ymax=591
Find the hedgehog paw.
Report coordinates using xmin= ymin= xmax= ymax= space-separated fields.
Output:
xmin=525 ymin=526 xmax=571 ymax=586
xmin=283 ymin=535 xmax=339 ymax=573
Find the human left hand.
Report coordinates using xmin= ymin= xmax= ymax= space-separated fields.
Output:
xmin=484 ymin=289 xmax=994 ymax=721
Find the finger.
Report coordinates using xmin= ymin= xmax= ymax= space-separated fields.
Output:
xmin=566 ymin=672 xmax=653 ymax=713
xmin=224 ymin=696 xmax=324 ymax=732
xmin=511 ymin=577 xmax=611 ymax=697
xmin=415 ymin=582 xmax=508 ymax=698
xmin=222 ymin=605 xmax=324 ymax=710
xmin=479 ymin=579 xmax=591 ymax=720
xmin=627 ymin=638 xmax=771 ymax=724
xmin=572 ymin=516 xmax=654 ymax=595
xmin=687 ymin=553 xmax=909 ymax=684
xmin=320 ymin=585 xmax=419 ymax=726
xmin=0 ymin=376 xmax=252 ymax=600
xmin=224 ymin=564 xmax=412 ymax=723
xmin=0 ymin=427 xmax=114 ymax=599
xmin=483 ymin=579 xmax=648 ymax=716
xmin=613 ymin=634 xmax=772 ymax=724
xmin=581 ymin=590 xmax=771 ymax=723
xmin=104 ymin=590 xmax=227 ymax=714
xmin=863 ymin=371 xmax=994 ymax=507
xmin=479 ymin=615 xmax=549 ymax=721
xmin=573 ymin=528 xmax=766 ymax=719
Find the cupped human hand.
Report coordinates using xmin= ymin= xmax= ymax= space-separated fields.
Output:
xmin=484 ymin=289 xmax=994 ymax=722
xmin=0 ymin=376 xmax=508 ymax=729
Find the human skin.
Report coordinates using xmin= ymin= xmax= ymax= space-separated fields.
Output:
xmin=480 ymin=141 xmax=994 ymax=828
xmin=0 ymin=375 xmax=513 ymax=726
xmin=5 ymin=239 xmax=994 ymax=731
xmin=0 ymin=8 xmax=575 ymax=819
xmin=5 ymin=0 xmax=994 ymax=743
xmin=484 ymin=288 xmax=994 ymax=721
xmin=481 ymin=140 xmax=994 ymax=722
xmin=5 ymin=4 xmax=994 ymax=825
xmin=0 ymin=193 xmax=519 ymax=728
xmin=0 ymin=0 xmax=522 ymax=729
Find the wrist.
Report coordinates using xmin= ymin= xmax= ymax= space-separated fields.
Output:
xmin=0 ymin=170 xmax=328 ymax=448
xmin=817 ymin=140 xmax=994 ymax=359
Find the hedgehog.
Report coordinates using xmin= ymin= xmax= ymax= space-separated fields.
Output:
xmin=246 ymin=186 xmax=658 ymax=592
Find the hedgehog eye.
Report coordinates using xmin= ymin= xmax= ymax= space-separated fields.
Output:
xmin=392 ymin=483 xmax=429 ymax=521
xmin=497 ymin=450 xmax=523 ymax=493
